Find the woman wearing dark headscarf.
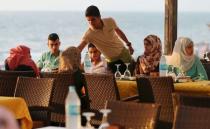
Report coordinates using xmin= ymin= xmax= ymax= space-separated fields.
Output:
xmin=5 ymin=45 xmax=39 ymax=76
xmin=135 ymin=35 xmax=162 ymax=75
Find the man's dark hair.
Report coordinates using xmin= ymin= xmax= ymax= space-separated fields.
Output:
xmin=48 ymin=33 xmax=59 ymax=41
xmin=85 ymin=5 xmax=100 ymax=17
xmin=88 ymin=43 xmax=96 ymax=49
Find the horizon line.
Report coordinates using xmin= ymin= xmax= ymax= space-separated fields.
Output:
xmin=0 ymin=10 xmax=210 ymax=13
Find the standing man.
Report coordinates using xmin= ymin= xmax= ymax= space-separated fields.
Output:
xmin=78 ymin=5 xmax=134 ymax=74
xmin=37 ymin=33 xmax=61 ymax=72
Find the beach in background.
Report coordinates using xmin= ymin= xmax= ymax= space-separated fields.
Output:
xmin=0 ymin=11 xmax=210 ymax=65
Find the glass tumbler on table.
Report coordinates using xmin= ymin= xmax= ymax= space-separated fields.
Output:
xmin=115 ymin=64 xmax=122 ymax=80
xmin=123 ymin=63 xmax=131 ymax=80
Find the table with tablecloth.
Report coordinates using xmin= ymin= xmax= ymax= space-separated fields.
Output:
xmin=116 ymin=80 xmax=210 ymax=98
xmin=174 ymin=81 xmax=210 ymax=94
xmin=36 ymin=126 xmax=65 ymax=129
xmin=0 ymin=96 xmax=33 ymax=129
xmin=116 ymin=80 xmax=138 ymax=98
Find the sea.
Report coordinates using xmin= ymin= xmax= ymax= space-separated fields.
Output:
xmin=0 ymin=11 xmax=210 ymax=65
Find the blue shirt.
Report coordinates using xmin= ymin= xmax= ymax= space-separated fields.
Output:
xmin=37 ymin=51 xmax=60 ymax=72
xmin=186 ymin=56 xmax=208 ymax=80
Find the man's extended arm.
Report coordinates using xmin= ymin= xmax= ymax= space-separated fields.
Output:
xmin=77 ymin=40 xmax=88 ymax=53
xmin=115 ymin=28 xmax=134 ymax=55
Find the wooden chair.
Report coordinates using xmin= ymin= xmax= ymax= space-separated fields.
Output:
xmin=0 ymin=70 xmax=36 ymax=96
xmin=84 ymin=73 xmax=120 ymax=126
xmin=173 ymin=105 xmax=210 ymax=129
xmin=40 ymin=72 xmax=75 ymax=124
xmin=136 ymin=76 xmax=175 ymax=129
xmin=14 ymin=77 xmax=55 ymax=125
xmin=0 ymin=76 xmax=17 ymax=96
xmin=0 ymin=70 xmax=36 ymax=78
xmin=173 ymin=93 xmax=210 ymax=108
xmin=202 ymin=63 xmax=210 ymax=80
xmin=106 ymin=101 xmax=160 ymax=129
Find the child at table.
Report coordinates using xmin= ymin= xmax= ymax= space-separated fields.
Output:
xmin=86 ymin=43 xmax=109 ymax=73
xmin=58 ymin=46 xmax=89 ymax=126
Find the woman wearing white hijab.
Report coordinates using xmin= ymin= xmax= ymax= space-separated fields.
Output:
xmin=166 ymin=37 xmax=208 ymax=80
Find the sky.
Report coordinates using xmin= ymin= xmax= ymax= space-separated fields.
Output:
xmin=0 ymin=0 xmax=210 ymax=12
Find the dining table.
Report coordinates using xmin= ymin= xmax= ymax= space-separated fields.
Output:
xmin=36 ymin=126 xmax=65 ymax=129
xmin=116 ymin=80 xmax=210 ymax=98
xmin=0 ymin=96 xmax=33 ymax=129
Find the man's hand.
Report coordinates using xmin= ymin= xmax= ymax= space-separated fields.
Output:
xmin=77 ymin=40 xmax=88 ymax=53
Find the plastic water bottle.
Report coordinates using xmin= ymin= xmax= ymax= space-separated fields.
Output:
xmin=0 ymin=63 xmax=5 ymax=70
xmin=84 ymin=52 xmax=92 ymax=73
xmin=159 ymin=55 xmax=168 ymax=76
xmin=65 ymin=86 xmax=81 ymax=129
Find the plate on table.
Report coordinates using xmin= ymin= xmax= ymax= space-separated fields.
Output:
xmin=120 ymin=76 xmax=136 ymax=81
xmin=129 ymin=76 xmax=136 ymax=81
xmin=176 ymin=76 xmax=191 ymax=83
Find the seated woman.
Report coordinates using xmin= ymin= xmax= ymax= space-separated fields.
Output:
xmin=59 ymin=46 xmax=89 ymax=101
xmin=5 ymin=45 xmax=39 ymax=76
xmin=87 ymin=43 xmax=109 ymax=73
xmin=58 ymin=46 xmax=89 ymax=126
xmin=135 ymin=34 xmax=162 ymax=76
xmin=167 ymin=37 xmax=208 ymax=80
xmin=58 ymin=46 xmax=85 ymax=97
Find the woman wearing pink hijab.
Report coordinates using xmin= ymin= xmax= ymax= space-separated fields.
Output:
xmin=5 ymin=45 xmax=39 ymax=76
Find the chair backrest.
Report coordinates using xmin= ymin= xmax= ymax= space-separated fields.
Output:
xmin=40 ymin=72 xmax=75 ymax=123
xmin=0 ymin=76 xmax=17 ymax=96
xmin=107 ymin=101 xmax=160 ymax=129
xmin=0 ymin=70 xmax=36 ymax=78
xmin=0 ymin=71 xmax=36 ymax=96
xmin=136 ymin=76 xmax=175 ymax=128
xmin=84 ymin=73 xmax=120 ymax=110
xmin=173 ymin=105 xmax=210 ymax=129
xmin=14 ymin=77 xmax=54 ymax=123
xmin=40 ymin=72 xmax=75 ymax=105
xmin=84 ymin=73 xmax=120 ymax=126
xmin=173 ymin=93 xmax=210 ymax=108
xmin=14 ymin=77 xmax=54 ymax=107
xmin=202 ymin=63 xmax=210 ymax=80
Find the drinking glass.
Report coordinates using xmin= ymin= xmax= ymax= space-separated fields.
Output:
xmin=204 ymin=52 xmax=210 ymax=61
xmin=167 ymin=65 xmax=176 ymax=81
xmin=98 ymin=109 xmax=111 ymax=129
xmin=124 ymin=63 xmax=131 ymax=79
xmin=82 ymin=112 xmax=95 ymax=129
xmin=177 ymin=65 xmax=185 ymax=77
xmin=115 ymin=64 xmax=121 ymax=80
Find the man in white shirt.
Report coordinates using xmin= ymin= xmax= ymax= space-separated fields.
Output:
xmin=87 ymin=43 xmax=108 ymax=73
